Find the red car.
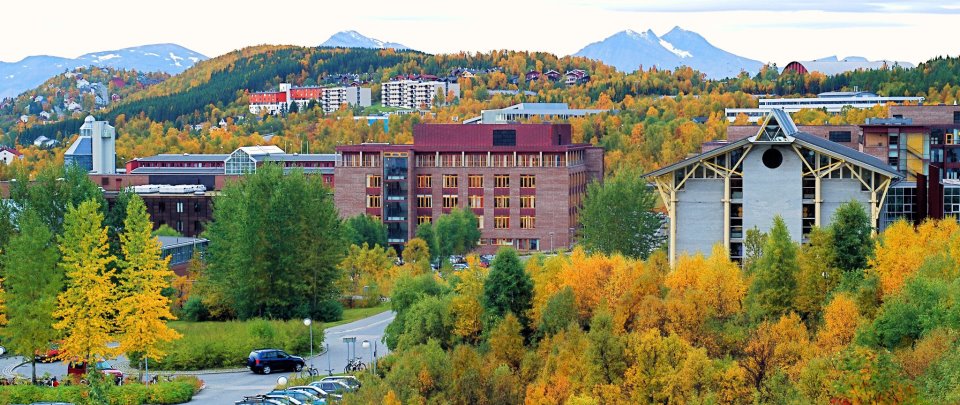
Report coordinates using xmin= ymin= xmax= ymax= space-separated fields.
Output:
xmin=67 ymin=360 xmax=124 ymax=384
xmin=34 ymin=342 xmax=60 ymax=362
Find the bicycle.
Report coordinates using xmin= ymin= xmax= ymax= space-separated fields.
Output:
xmin=344 ymin=357 xmax=366 ymax=374
xmin=298 ymin=365 xmax=320 ymax=379
xmin=149 ymin=374 xmax=176 ymax=384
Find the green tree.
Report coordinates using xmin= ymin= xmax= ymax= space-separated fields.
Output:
xmin=746 ymin=216 xmax=799 ymax=322
xmin=202 ymin=164 xmax=344 ymax=319
xmin=1 ymin=208 xmax=62 ymax=383
xmin=579 ymin=168 xmax=661 ymax=259
xmin=586 ymin=308 xmax=627 ymax=385
xmin=344 ymin=214 xmax=388 ymax=249
xmin=415 ymin=222 xmax=439 ymax=262
xmin=483 ymin=248 xmax=533 ymax=331
xmin=538 ymin=286 xmax=577 ymax=336
xmin=830 ymin=201 xmax=873 ymax=273
xmin=115 ymin=195 xmax=182 ymax=379
xmin=743 ymin=226 xmax=767 ymax=275
xmin=9 ymin=164 xmax=104 ymax=234
xmin=794 ymin=227 xmax=840 ymax=323
xmin=151 ymin=224 xmax=182 ymax=237
xmin=54 ymin=199 xmax=117 ymax=363
xmin=435 ymin=208 xmax=481 ymax=259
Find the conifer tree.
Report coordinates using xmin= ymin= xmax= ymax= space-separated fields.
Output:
xmin=53 ymin=200 xmax=117 ymax=363
xmin=483 ymin=248 xmax=533 ymax=332
xmin=746 ymin=216 xmax=799 ymax=322
xmin=2 ymin=208 xmax=61 ymax=383
xmin=116 ymin=195 xmax=181 ymax=380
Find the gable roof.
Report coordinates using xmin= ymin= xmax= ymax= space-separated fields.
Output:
xmin=645 ymin=110 xmax=901 ymax=179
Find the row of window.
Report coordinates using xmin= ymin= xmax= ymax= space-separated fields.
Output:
xmin=414 ymin=215 xmax=535 ymax=229
xmin=370 ymin=174 xmax=537 ymax=189
xmin=415 ymin=195 xmax=536 ymax=209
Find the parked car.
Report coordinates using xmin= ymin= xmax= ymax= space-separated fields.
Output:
xmin=35 ymin=342 xmax=61 ymax=362
xmin=67 ymin=360 xmax=123 ymax=384
xmin=308 ymin=380 xmax=351 ymax=399
xmin=235 ymin=395 xmax=285 ymax=405
xmin=268 ymin=389 xmax=324 ymax=405
xmin=320 ymin=375 xmax=361 ymax=391
xmin=264 ymin=394 xmax=302 ymax=405
xmin=288 ymin=386 xmax=331 ymax=400
xmin=247 ymin=349 xmax=305 ymax=374
xmin=452 ymin=263 xmax=469 ymax=270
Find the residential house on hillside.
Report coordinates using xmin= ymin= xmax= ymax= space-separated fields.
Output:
xmin=565 ymin=69 xmax=591 ymax=85
xmin=0 ymin=146 xmax=22 ymax=165
xmin=33 ymin=135 xmax=58 ymax=148
xmin=544 ymin=70 xmax=562 ymax=81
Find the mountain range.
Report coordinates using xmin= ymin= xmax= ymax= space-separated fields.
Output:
xmin=573 ymin=27 xmax=763 ymax=79
xmin=0 ymin=43 xmax=207 ymax=99
xmin=320 ymin=31 xmax=412 ymax=50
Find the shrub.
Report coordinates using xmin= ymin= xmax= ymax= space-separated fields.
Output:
xmin=317 ymin=298 xmax=344 ymax=322
xmin=181 ymin=296 xmax=209 ymax=322
xmin=0 ymin=379 xmax=197 ymax=405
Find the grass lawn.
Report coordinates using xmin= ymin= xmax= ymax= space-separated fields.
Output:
xmin=322 ymin=303 xmax=390 ymax=329
xmin=148 ymin=304 xmax=391 ymax=371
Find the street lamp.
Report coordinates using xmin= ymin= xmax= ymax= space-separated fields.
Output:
xmin=362 ymin=340 xmax=375 ymax=375
xmin=303 ymin=318 xmax=313 ymax=367
xmin=549 ymin=232 xmax=555 ymax=252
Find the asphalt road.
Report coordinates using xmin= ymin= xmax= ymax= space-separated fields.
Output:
xmin=0 ymin=310 xmax=395 ymax=404
xmin=189 ymin=310 xmax=395 ymax=405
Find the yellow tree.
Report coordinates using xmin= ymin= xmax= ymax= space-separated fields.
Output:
xmin=449 ymin=266 xmax=487 ymax=343
xmin=814 ymin=293 xmax=860 ymax=355
xmin=54 ymin=200 xmax=117 ymax=363
xmin=116 ymin=195 xmax=182 ymax=378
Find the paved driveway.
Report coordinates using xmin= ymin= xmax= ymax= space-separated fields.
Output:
xmin=189 ymin=310 xmax=395 ymax=405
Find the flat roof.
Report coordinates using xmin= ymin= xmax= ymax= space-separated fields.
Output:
xmin=130 ymin=167 xmax=225 ymax=175
xmin=158 ymin=236 xmax=208 ymax=250
xmin=135 ymin=154 xmax=229 ymax=162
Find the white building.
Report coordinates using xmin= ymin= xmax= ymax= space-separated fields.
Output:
xmin=381 ymin=80 xmax=460 ymax=109
xmin=0 ymin=146 xmax=22 ymax=165
xmin=80 ymin=115 xmax=117 ymax=174
xmin=248 ymin=83 xmax=372 ymax=115
xmin=463 ymin=102 xmax=608 ymax=124
xmin=725 ymin=91 xmax=925 ymax=122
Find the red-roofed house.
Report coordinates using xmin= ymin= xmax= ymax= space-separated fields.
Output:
xmin=0 ymin=146 xmax=23 ymax=165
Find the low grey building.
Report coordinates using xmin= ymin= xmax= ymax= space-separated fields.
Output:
xmin=644 ymin=110 xmax=901 ymax=265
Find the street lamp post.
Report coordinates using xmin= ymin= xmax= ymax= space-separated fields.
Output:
xmin=549 ymin=232 xmax=555 ymax=252
xmin=362 ymin=340 xmax=374 ymax=375
xmin=303 ymin=318 xmax=313 ymax=368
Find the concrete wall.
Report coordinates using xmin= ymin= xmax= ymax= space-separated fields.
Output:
xmin=821 ymin=178 xmax=872 ymax=224
xmin=742 ymin=145 xmax=804 ymax=241
xmin=676 ymin=178 xmax=724 ymax=257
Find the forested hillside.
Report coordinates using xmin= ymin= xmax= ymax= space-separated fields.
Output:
xmin=4 ymin=45 xmax=960 ymax=181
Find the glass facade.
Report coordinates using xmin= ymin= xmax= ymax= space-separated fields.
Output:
xmin=883 ymin=186 xmax=916 ymax=227
xmin=225 ymin=149 xmax=257 ymax=175
xmin=383 ymin=154 xmax=409 ymax=244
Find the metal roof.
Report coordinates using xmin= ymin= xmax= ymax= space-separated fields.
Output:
xmin=158 ymin=236 xmax=208 ymax=250
xmin=64 ymin=136 xmax=91 ymax=156
xmin=258 ymin=154 xmax=337 ymax=163
xmin=644 ymin=110 xmax=901 ymax=179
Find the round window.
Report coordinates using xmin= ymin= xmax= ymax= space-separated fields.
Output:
xmin=762 ymin=148 xmax=783 ymax=169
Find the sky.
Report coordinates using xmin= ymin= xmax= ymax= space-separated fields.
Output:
xmin=2 ymin=0 xmax=958 ymax=67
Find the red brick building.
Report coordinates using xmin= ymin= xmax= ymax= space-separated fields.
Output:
xmin=334 ymin=123 xmax=604 ymax=254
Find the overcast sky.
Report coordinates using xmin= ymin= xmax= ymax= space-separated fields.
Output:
xmin=2 ymin=0 xmax=958 ymax=67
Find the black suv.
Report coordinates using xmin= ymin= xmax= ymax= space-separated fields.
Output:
xmin=247 ymin=349 xmax=305 ymax=374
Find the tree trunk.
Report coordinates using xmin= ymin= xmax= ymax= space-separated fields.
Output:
xmin=31 ymin=357 xmax=36 ymax=385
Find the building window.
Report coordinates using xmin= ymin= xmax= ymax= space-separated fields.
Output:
xmin=954 ymin=111 xmax=960 ymax=124
xmin=520 ymin=195 xmax=536 ymax=209
xmin=417 ymin=195 xmax=432 ymax=208
xmin=443 ymin=174 xmax=459 ymax=188
xmin=477 ymin=216 xmax=484 ymax=229
xmin=468 ymin=175 xmax=483 ymax=188
xmin=367 ymin=195 xmax=382 ymax=208
xmin=494 ymin=175 xmax=510 ymax=188
xmin=494 ymin=195 xmax=510 ymax=208
xmin=176 ymin=202 xmax=184 ymax=213
xmin=495 ymin=216 xmax=510 ymax=229
xmin=520 ymin=216 xmax=535 ymax=229
xmin=176 ymin=220 xmax=183 ymax=232
xmin=443 ymin=195 xmax=459 ymax=208
xmin=492 ymin=129 xmax=517 ymax=146
xmin=495 ymin=238 xmax=513 ymax=246
xmin=520 ymin=175 xmax=535 ymax=188
xmin=367 ymin=175 xmax=382 ymax=188
xmin=828 ymin=131 xmax=852 ymax=143
xmin=417 ymin=216 xmax=432 ymax=224
xmin=469 ymin=195 xmax=484 ymax=208
xmin=417 ymin=175 xmax=432 ymax=188
xmin=371 ymin=215 xmax=381 ymax=222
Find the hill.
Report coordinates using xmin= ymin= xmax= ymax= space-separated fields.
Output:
xmin=573 ymin=27 xmax=763 ymax=79
xmin=0 ymin=43 xmax=206 ymax=99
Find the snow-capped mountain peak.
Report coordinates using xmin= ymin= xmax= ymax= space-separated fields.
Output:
xmin=573 ymin=27 xmax=762 ymax=79
xmin=320 ymin=31 xmax=412 ymax=50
